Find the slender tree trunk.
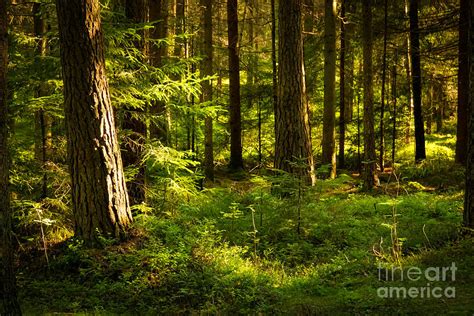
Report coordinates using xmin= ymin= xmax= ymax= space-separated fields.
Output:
xmin=56 ymin=0 xmax=132 ymax=242
xmin=228 ymin=0 xmax=243 ymax=170
xmin=322 ymin=0 xmax=336 ymax=179
xmin=392 ymin=49 xmax=398 ymax=165
xmin=33 ymin=3 xmax=52 ymax=199
xmin=409 ymin=0 xmax=426 ymax=162
xmin=174 ymin=0 xmax=185 ymax=58
xmin=404 ymin=0 xmax=414 ymax=144
xmin=457 ymin=0 xmax=469 ymax=165
xmin=362 ymin=0 xmax=378 ymax=189
xmin=379 ymin=0 xmax=388 ymax=172
xmin=435 ymin=78 xmax=444 ymax=132
xmin=338 ymin=0 xmax=346 ymax=169
xmin=1 ymin=0 xmax=22 ymax=313
xmin=123 ymin=0 xmax=147 ymax=206
xmin=344 ymin=0 xmax=355 ymax=122
xmin=275 ymin=0 xmax=315 ymax=185
xmin=426 ymin=79 xmax=433 ymax=135
xmin=150 ymin=0 xmax=171 ymax=145
xmin=271 ymin=0 xmax=277 ymax=131
xmin=464 ymin=0 xmax=474 ymax=228
xmin=201 ymin=0 xmax=214 ymax=181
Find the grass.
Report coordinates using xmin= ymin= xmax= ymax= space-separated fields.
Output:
xmin=13 ymin=134 xmax=474 ymax=315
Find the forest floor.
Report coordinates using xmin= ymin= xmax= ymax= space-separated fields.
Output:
xmin=15 ymin=134 xmax=474 ymax=315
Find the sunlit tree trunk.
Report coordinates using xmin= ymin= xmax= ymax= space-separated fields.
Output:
xmin=404 ymin=0 xmax=414 ymax=144
xmin=275 ymin=0 xmax=315 ymax=185
xmin=379 ymin=0 xmax=388 ymax=172
xmin=362 ymin=0 xmax=378 ymax=189
xmin=457 ymin=0 xmax=469 ymax=165
xmin=409 ymin=0 xmax=426 ymax=162
xmin=338 ymin=0 xmax=346 ymax=169
xmin=0 ymin=0 xmax=22 ymax=313
xmin=228 ymin=0 xmax=243 ymax=170
xmin=322 ymin=0 xmax=336 ymax=179
xmin=56 ymin=0 xmax=132 ymax=242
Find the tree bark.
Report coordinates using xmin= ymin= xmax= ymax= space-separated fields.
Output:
xmin=56 ymin=0 xmax=132 ymax=242
xmin=409 ymin=0 xmax=426 ymax=162
xmin=275 ymin=0 xmax=315 ymax=185
xmin=362 ymin=0 xmax=378 ymax=189
xmin=1 ymin=0 xmax=22 ymax=313
xmin=200 ymin=0 xmax=214 ymax=181
xmin=404 ymin=0 xmax=414 ymax=144
xmin=228 ymin=0 xmax=243 ymax=170
xmin=322 ymin=0 xmax=336 ymax=179
xmin=271 ymin=0 xmax=277 ymax=131
xmin=379 ymin=0 xmax=388 ymax=172
xmin=338 ymin=0 xmax=346 ymax=169
xmin=123 ymin=0 xmax=148 ymax=206
xmin=457 ymin=0 xmax=469 ymax=165
xmin=465 ymin=0 xmax=474 ymax=229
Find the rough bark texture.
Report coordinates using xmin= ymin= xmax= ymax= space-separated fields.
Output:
xmin=1 ymin=0 xmax=22 ymax=313
xmin=227 ymin=0 xmax=243 ymax=170
xmin=275 ymin=0 xmax=315 ymax=185
xmin=465 ymin=0 xmax=474 ymax=228
xmin=379 ymin=0 xmax=388 ymax=172
xmin=271 ymin=0 xmax=277 ymax=130
xmin=457 ymin=0 xmax=469 ymax=165
xmin=404 ymin=0 xmax=414 ymax=144
xmin=56 ymin=0 xmax=132 ymax=241
xmin=362 ymin=0 xmax=378 ymax=189
xmin=174 ymin=0 xmax=185 ymax=58
xmin=200 ymin=0 xmax=214 ymax=181
xmin=409 ymin=0 xmax=426 ymax=161
xmin=322 ymin=0 xmax=336 ymax=179
xmin=123 ymin=0 xmax=147 ymax=206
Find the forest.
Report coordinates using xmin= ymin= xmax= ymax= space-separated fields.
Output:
xmin=1 ymin=0 xmax=474 ymax=314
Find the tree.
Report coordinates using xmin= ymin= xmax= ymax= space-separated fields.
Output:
xmin=227 ymin=0 xmax=243 ymax=170
xmin=409 ymin=0 xmax=426 ymax=162
xmin=1 ymin=0 xmax=22 ymax=312
xmin=322 ymin=0 xmax=336 ymax=179
xmin=379 ymin=0 xmax=388 ymax=172
xmin=465 ymin=0 xmax=474 ymax=228
xmin=56 ymin=0 xmax=132 ymax=241
xmin=457 ymin=0 xmax=469 ymax=165
xmin=338 ymin=0 xmax=346 ymax=169
xmin=200 ymin=0 xmax=214 ymax=181
xmin=362 ymin=0 xmax=378 ymax=189
xmin=123 ymin=0 xmax=148 ymax=206
xmin=275 ymin=0 xmax=315 ymax=185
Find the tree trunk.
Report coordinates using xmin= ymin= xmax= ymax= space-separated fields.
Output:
xmin=201 ymin=0 xmax=214 ymax=181
xmin=409 ymin=0 xmax=426 ymax=162
xmin=457 ymin=0 xmax=469 ymax=165
xmin=271 ymin=0 xmax=277 ymax=132
xmin=123 ymin=0 xmax=148 ymax=206
xmin=379 ymin=0 xmax=388 ymax=172
xmin=322 ymin=0 xmax=336 ymax=179
xmin=362 ymin=0 xmax=378 ymax=189
xmin=392 ymin=49 xmax=398 ymax=165
xmin=275 ymin=0 xmax=315 ymax=185
xmin=228 ymin=0 xmax=243 ymax=170
xmin=56 ymin=0 xmax=132 ymax=242
xmin=33 ymin=3 xmax=52 ymax=199
xmin=338 ymin=0 xmax=346 ymax=169
xmin=150 ymin=0 xmax=171 ymax=145
xmin=404 ymin=0 xmax=414 ymax=144
xmin=1 ymin=0 xmax=22 ymax=313
xmin=174 ymin=0 xmax=185 ymax=58
xmin=464 ymin=0 xmax=474 ymax=228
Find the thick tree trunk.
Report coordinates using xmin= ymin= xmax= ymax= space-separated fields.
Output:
xmin=465 ymin=0 xmax=474 ymax=229
xmin=228 ymin=0 xmax=243 ymax=170
xmin=275 ymin=0 xmax=315 ymax=185
xmin=409 ymin=0 xmax=426 ymax=162
xmin=1 ymin=1 xmax=22 ymax=313
xmin=362 ymin=0 xmax=378 ymax=189
xmin=56 ymin=0 xmax=132 ymax=242
xmin=457 ymin=0 xmax=469 ymax=165
xmin=200 ymin=0 xmax=214 ymax=181
xmin=322 ymin=0 xmax=336 ymax=179
xmin=123 ymin=0 xmax=147 ymax=206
